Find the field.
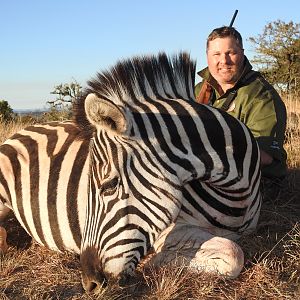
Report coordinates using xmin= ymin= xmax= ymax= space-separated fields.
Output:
xmin=0 ymin=99 xmax=300 ymax=299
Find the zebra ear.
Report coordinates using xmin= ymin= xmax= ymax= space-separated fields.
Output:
xmin=84 ymin=93 xmax=129 ymax=134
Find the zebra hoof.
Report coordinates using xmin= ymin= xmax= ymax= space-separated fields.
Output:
xmin=0 ymin=226 xmax=8 ymax=253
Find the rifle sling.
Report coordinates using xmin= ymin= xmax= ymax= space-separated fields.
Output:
xmin=220 ymin=90 xmax=237 ymax=111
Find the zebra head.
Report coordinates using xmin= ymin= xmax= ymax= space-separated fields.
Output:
xmin=74 ymin=52 xmax=254 ymax=291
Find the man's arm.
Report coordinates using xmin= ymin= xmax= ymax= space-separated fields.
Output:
xmin=243 ymin=95 xmax=287 ymax=177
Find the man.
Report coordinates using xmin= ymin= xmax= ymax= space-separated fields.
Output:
xmin=195 ymin=26 xmax=287 ymax=196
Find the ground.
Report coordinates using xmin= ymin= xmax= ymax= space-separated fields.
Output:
xmin=0 ymin=169 xmax=299 ymax=299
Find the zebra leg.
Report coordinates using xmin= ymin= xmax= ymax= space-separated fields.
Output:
xmin=149 ymin=223 xmax=244 ymax=279
xmin=0 ymin=202 xmax=10 ymax=253
xmin=0 ymin=226 xmax=8 ymax=253
xmin=0 ymin=203 xmax=10 ymax=222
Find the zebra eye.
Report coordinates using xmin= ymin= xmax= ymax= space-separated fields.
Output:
xmin=100 ymin=177 xmax=119 ymax=196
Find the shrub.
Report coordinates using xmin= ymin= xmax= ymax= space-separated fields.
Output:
xmin=0 ymin=100 xmax=16 ymax=122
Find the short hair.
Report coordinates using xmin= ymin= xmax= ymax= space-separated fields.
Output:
xmin=206 ymin=26 xmax=243 ymax=50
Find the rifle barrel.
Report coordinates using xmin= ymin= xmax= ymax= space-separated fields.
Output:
xmin=229 ymin=10 xmax=238 ymax=27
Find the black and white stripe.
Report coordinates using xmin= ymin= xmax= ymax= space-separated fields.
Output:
xmin=0 ymin=52 xmax=261 ymax=289
xmin=0 ymin=122 xmax=89 ymax=253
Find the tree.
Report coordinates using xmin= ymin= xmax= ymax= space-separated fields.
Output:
xmin=0 ymin=100 xmax=15 ymax=122
xmin=249 ymin=20 xmax=300 ymax=96
xmin=48 ymin=81 xmax=82 ymax=109
xmin=45 ymin=81 xmax=82 ymax=121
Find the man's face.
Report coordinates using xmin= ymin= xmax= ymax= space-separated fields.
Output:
xmin=207 ymin=37 xmax=244 ymax=87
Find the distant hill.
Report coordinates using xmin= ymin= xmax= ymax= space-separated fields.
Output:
xmin=13 ymin=109 xmax=48 ymax=116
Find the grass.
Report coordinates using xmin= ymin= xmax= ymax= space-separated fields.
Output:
xmin=0 ymin=98 xmax=300 ymax=299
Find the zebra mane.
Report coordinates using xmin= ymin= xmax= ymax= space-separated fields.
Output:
xmin=74 ymin=51 xmax=196 ymax=136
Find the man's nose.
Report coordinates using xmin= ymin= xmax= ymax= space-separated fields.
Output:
xmin=220 ymin=53 xmax=231 ymax=64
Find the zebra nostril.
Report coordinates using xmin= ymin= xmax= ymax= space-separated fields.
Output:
xmin=84 ymin=281 xmax=97 ymax=293
xmin=82 ymin=273 xmax=107 ymax=293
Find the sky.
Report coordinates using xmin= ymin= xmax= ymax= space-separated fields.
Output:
xmin=1 ymin=0 xmax=300 ymax=110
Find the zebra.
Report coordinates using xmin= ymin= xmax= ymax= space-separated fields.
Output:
xmin=0 ymin=52 xmax=261 ymax=292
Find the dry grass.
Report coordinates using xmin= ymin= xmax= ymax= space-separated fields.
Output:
xmin=0 ymin=118 xmax=34 ymax=145
xmin=1 ymin=98 xmax=300 ymax=299
xmin=284 ymin=95 xmax=300 ymax=168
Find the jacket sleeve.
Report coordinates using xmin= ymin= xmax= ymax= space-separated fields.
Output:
xmin=242 ymin=95 xmax=286 ymax=162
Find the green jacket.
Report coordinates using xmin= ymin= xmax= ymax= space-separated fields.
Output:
xmin=195 ymin=57 xmax=287 ymax=178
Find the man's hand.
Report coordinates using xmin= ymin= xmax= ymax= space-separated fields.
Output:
xmin=260 ymin=150 xmax=273 ymax=166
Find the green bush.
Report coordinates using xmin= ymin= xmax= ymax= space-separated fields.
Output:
xmin=0 ymin=100 xmax=16 ymax=122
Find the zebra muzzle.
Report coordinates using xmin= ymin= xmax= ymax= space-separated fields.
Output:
xmin=80 ymin=246 xmax=108 ymax=293
xmin=81 ymin=271 xmax=107 ymax=293
xmin=80 ymin=246 xmax=140 ymax=292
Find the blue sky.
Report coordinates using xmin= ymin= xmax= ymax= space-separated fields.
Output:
xmin=1 ymin=0 xmax=299 ymax=110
